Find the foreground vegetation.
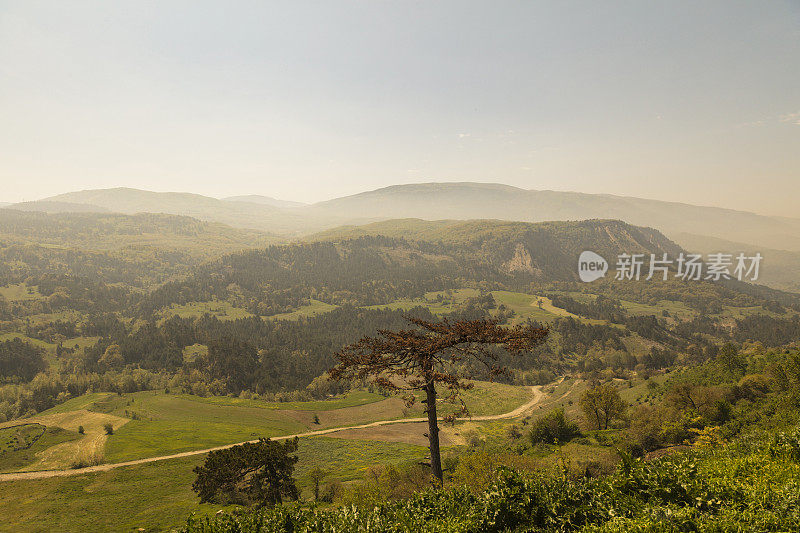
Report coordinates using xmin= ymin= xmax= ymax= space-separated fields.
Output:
xmin=183 ymin=429 xmax=800 ymax=532
xmin=2 ymin=213 xmax=800 ymax=531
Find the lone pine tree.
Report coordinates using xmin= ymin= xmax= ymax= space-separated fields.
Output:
xmin=329 ymin=316 xmax=548 ymax=482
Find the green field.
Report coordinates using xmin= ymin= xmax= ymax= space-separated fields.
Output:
xmin=101 ymin=392 xmax=310 ymax=462
xmin=181 ymin=390 xmax=386 ymax=411
xmin=159 ymin=298 xmax=339 ymax=323
xmin=0 ymin=424 xmax=81 ymax=472
xmin=295 ymin=437 xmax=427 ymax=484
xmin=86 ymin=382 xmax=530 ymax=462
xmin=0 ymin=454 xmax=212 ymax=533
xmin=0 ymin=332 xmax=56 ymax=350
xmin=0 ymin=436 xmax=428 ymax=533
xmin=0 ymin=283 xmax=42 ymax=301
xmin=158 ymin=300 xmax=254 ymax=321
xmin=21 ymin=381 xmax=533 ymax=468
xmin=490 ymin=290 xmax=573 ymax=322
xmin=432 ymin=380 xmax=534 ymax=417
xmin=364 ymin=288 xmax=481 ymax=314
xmin=619 ymin=298 xmax=697 ymax=320
xmin=266 ymin=299 xmax=339 ymax=321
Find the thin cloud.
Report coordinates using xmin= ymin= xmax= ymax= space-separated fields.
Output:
xmin=780 ymin=112 xmax=800 ymax=125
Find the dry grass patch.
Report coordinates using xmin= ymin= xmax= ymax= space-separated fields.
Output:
xmin=328 ymin=421 xmax=464 ymax=447
xmin=2 ymin=410 xmax=129 ymax=471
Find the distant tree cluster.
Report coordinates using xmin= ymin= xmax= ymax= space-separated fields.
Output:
xmin=0 ymin=338 xmax=45 ymax=382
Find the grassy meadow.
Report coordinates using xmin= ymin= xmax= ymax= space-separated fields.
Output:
xmin=0 ymin=380 xmax=534 ymax=470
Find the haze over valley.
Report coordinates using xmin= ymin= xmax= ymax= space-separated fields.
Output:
xmin=2 ymin=2 xmax=799 ymax=531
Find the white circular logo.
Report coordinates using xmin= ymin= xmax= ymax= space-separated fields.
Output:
xmin=578 ymin=251 xmax=608 ymax=282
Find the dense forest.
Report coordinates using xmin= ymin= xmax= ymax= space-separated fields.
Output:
xmin=1 ymin=213 xmax=799 ymax=424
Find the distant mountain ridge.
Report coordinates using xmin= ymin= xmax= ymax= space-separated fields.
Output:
xmin=8 ymin=182 xmax=800 ymax=252
xmin=223 ymin=195 xmax=307 ymax=208
xmin=0 ymin=208 xmax=280 ymax=254
xmin=20 ymin=187 xmax=343 ymax=235
xmin=308 ymin=183 xmax=800 ymax=251
xmin=9 ymin=200 xmax=111 ymax=213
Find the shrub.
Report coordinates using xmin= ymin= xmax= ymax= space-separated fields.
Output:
xmin=180 ymin=429 xmax=800 ymax=533
xmin=70 ymin=449 xmax=103 ymax=469
xmin=528 ymin=408 xmax=581 ymax=445
xmin=77 ymin=425 xmax=84 ymax=434
xmin=103 ymin=423 xmax=113 ymax=435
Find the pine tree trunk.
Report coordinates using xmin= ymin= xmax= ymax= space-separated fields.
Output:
xmin=424 ymin=380 xmax=443 ymax=482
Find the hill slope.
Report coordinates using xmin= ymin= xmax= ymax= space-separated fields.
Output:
xmin=223 ymin=195 xmax=307 ymax=208
xmin=0 ymin=209 xmax=280 ymax=254
xmin=308 ymin=183 xmax=800 ymax=251
xmin=8 ymin=201 xmax=111 ymax=214
xmin=16 ymin=183 xmax=800 ymax=253
xmin=35 ymin=188 xmax=327 ymax=234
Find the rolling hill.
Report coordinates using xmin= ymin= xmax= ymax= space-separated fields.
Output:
xmin=17 ymin=188 xmax=331 ymax=235
xmin=676 ymin=232 xmax=800 ymax=293
xmin=308 ymin=183 xmax=800 ymax=252
xmin=223 ymin=195 xmax=307 ymax=209
xmin=9 ymin=201 xmax=111 ymax=214
xmin=9 ymin=183 xmax=800 ymax=256
xmin=0 ymin=209 xmax=281 ymax=254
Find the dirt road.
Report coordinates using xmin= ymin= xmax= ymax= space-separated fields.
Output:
xmin=0 ymin=385 xmax=544 ymax=482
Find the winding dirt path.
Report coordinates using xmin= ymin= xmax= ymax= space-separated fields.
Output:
xmin=0 ymin=386 xmax=545 ymax=482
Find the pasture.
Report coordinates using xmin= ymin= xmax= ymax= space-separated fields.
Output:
xmin=0 ymin=381 xmax=533 ymax=470
xmin=0 ymin=436 xmax=429 ymax=533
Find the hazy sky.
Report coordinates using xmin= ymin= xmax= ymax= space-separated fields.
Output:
xmin=1 ymin=1 xmax=798 ymax=215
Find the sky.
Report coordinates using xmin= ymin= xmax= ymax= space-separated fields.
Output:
xmin=1 ymin=1 xmax=798 ymax=215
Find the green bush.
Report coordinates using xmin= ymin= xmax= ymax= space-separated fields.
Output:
xmin=528 ymin=408 xmax=582 ymax=445
xmin=180 ymin=429 xmax=800 ymax=532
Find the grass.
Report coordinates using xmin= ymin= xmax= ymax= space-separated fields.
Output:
xmin=0 ymin=424 xmax=81 ymax=472
xmin=38 ymin=393 xmax=117 ymax=415
xmin=490 ymin=291 xmax=574 ymax=323
xmin=103 ymin=383 xmax=532 ymax=462
xmin=363 ymin=288 xmax=481 ymax=314
xmin=0 ymin=436 xmax=430 ymax=532
xmin=18 ymin=310 xmax=83 ymax=326
xmin=0 ymin=407 xmax=128 ymax=471
xmin=0 ymin=283 xmax=42 ymax=301
xmin=102 ymin=392 xmax=309 ymax=462
xmin=438 ymin=380 xmax=534 ymax=417
xmin=158 ymin=298 xmax=341 ymax=323
xmin=182 ymin=390 xmax=386 ymax=411
xmin=182 ymin=343 xmax=208 ymax=363
xmin=158 ymin=300 xmax=254 ymax=321
xmin=266 ymin=299 xmax=339 ymax=321
xmin=295 ymin=437 xmax=427 ymax=484
xmin=516 ymin=378 xmax=593 ymax=423
xmin=619 ymin=299 xmax=696 ymax=320
xmin=0 ymin=332 xmax=55 ymax=351
xmin=19 ymin=380 xmax=532 ymax=469
xmin=0 ymin=454 xmax=213 ymax=533
xmin=0 ymin=333 xmax=98 ymax=369
xmin=716 ymin=304 xmax=789 ymax=320
xmin=617 ymin=372 xmax=671 ymax=407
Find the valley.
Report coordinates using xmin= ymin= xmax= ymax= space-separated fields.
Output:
xmin=1 ymin=206 xmax=799 ymax=531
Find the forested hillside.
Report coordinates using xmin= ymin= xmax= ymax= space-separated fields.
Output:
xmin=1 ymin=214 xmax=799 ymax=423
xmin=10 ymin=183 xmax=800 ymax=254
xmin=1 ymin=212 xmax=800 ymax=532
